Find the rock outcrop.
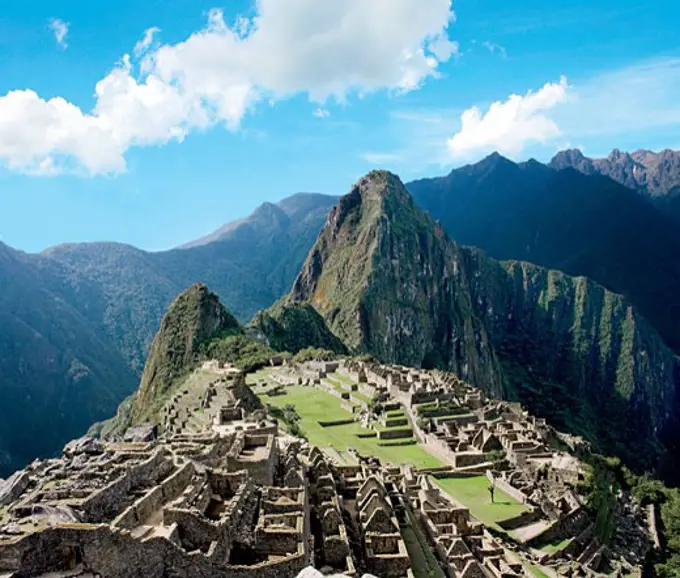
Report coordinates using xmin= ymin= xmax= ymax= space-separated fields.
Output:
xmin=277 ymin=170 xmax=680 ymax=475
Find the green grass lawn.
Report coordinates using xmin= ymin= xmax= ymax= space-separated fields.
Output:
xmin=255 ymin=380 xmax=526 ymax=527
xmin=527 ymin=564 xmax=550 ymax=578
xmin=331 ymin=372 xmax=356 ymax=386
xmin=261 ymin=385 xmax=441 ymax=469
xmin=539 ymin=537 xmax=572 ymax=554
xmin=434 ymin=476 xmax=528 ymax=528
xmin=350 ymin=390 xmax=372 ymax=403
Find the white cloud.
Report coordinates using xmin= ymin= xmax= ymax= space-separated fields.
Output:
xmin=313 ymin=108 xmax=330 ymax=118
xmin=447 ymin=76 xmax=570 ymax=159
xmin=49 ymin=18 xmax=69 ymax=50
xmin=0 ymin=0 xmax=456 ymax=176
xmin=133 ymin=27 xmax=160 ymax=58
xmin=482 ymin=41 xmax=506 ymax=58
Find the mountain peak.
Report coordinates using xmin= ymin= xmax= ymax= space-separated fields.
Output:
xmin=551 ymin=148 xmax=586 ymax=163
xmin=455 ymin=152 xmax=518 ymax=180
xmin=550 ymin=146 xmax=680 ymax=201
xmin=130 ymin=283 xmax=241 ymax=423
xmin=354 ymin=170 xmax=410 ymax=201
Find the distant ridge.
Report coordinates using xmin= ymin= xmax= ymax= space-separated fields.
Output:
xmin=550 ymin=147 xmax=680 ymax=224
xmin=178 ymin=192 xmax=337 ymax=249
xmin=408 ymin=153 xmax=680 ymax=355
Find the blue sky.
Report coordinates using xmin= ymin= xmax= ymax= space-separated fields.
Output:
xmin=1 ymin=0 xmax=679 ymax=252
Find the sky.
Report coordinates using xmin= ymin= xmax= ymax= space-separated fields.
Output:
xmin=1 ymin=0 xmax=679 ymax=253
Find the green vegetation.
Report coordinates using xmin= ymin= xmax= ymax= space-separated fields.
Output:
xmin=486 ymin=449 xmax=507 ymax=467
xmin=434 ymin=476 xmax=528 ymax=528
xmin=539 ymin=537 xmax=572 ymax=554
xmin=527 ymin=564 xmax=550 ymax=578
xmin=200 ymin=334 xmax=274 ymax=373
xmin=581 ymin=458 xmax=619 ymax=543
xmin=292 ymin=347 xmax=339 ymax=363
xmin=256 ymin=382 xmax=441 ymax=469
xmin=268 ymin=403 xmax=305 ymax=439
xmin=401 ymin=507 xmax=446 ymax=578
xmin=252 ymin=302 xmax=347 ymax=354
xmin=576 ymin=455 xmax=680 ymax=577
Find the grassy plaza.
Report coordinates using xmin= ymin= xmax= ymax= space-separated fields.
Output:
xmin=251 ymin=373 xmax=527 ymax=528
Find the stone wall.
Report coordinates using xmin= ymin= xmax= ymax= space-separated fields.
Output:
xmin=485 ymin=471 xmax=529 ymax=504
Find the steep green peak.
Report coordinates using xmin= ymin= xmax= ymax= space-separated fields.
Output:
xmin=289 ymin=170 xmax=424 ymax=307
xmin=169 ymin=282 xmax=240 ymax=334
xmin=323 ymin=170 xmax=419 ymax=237
xmin=355 ymin=169 xmax=410 ymax=200
xmin=130 ymin=283 xmax=241 ymax=423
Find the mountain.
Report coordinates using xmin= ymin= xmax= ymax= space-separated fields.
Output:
xmin=0 ymin=193 xmax=335 ymax=476
xmin=178 ymin=192 xmax=337 ymax=249
xmin=130 ymin=283 xmax=241 ymax=423
xmin=0 ymin=243 xmax=137 ymax=477
xmin=276 ymin=170 xmax=680 ymax=476
xmin=43 ymin=193 xmax=338 ymax=372
xmin=250 ymin=302 xmax=348 ymax=355
xmin=550 ymin=148 xmax=680 ymax=223
xmin=408 ymin=154 xmax=680 ymax=355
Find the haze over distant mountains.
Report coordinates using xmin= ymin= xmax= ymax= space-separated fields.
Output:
xmin=0 ymin=192 xmax=335 ymax=476
xmin=3 ymin=147 xmax=680 ymax=478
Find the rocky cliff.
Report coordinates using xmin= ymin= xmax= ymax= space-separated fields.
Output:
xmin=282 ymin=171 xmax=680 ymax=474
xmin=130 ymin=283 xmax=241 ymax=423
xmin=408 ymin=154 xmax=680 ymax=355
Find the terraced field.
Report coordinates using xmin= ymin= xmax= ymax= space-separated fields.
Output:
xmin=251 ymin=379 xmax=440 ymax=469
xmin=434 ymin=476 xmax=528 ymax=528
xmin=249 ymin=372 xmax=527 ymax=529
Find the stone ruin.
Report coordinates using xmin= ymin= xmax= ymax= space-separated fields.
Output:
xmin=0 ymin=359 xmax=654 ymax=578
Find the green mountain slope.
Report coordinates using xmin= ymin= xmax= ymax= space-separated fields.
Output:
xmin=0 ymin=194 xmax=334 ymax=475
xmin=279 ymin=170 xmax=680 ymax=475
xmin=408 ymin=154 xmax=680 ymax=355
xmin=0 ymin=243 xmax=137 ymax=477
xmin=130 ymin=283 xmax=241 ymax=424
xmin=250 ymin=302 xmax=348 ymax=355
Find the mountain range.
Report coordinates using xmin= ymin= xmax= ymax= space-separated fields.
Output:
xmin=408 ymin=153 xmax=680 ymax=354
xmin=2 ymin=147 xmax=680 ymax=479
xmin=266 ymin=170 xmax=680 ymax=475
xmin=0 ymin=193 xmax=335 ymax=476
xmin=550 ymin=148 xmax=680 ymax=224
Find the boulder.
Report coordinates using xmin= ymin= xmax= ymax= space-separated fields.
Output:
xmin=123 ymin=423 xmax=157 ymax=443
xmin=0 ymin=471 xmax=30 ymax=505
xmin=63 ymin=436 xmax=104 ymax=457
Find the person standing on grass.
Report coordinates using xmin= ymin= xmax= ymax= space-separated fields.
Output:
xmin=488 ymin=476 xmax=495 ymax=504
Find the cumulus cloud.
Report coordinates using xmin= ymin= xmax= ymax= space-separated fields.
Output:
xmin=49 ymin=18 xmax=69 ymax=50
xmin=133 ymin=27 xmax=160 ymax=57
xmin=312 ymin=108 xmax=330 ymax=118
xmin=0 ymin=0 xmax=456 ymax=176
xmin=447 ymin=76 xmax=569 ymax=159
